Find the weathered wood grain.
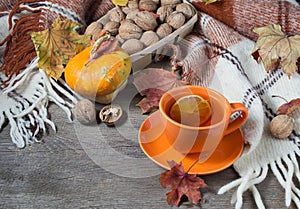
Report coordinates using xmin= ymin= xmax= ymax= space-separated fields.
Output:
xmin=0 ymin=83 xmax=297 ymax=209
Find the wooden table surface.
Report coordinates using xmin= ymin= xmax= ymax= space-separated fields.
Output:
xmin=0 ymin=81 xmax=297 ymax=209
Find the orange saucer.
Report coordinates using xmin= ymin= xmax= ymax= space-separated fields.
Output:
xmin=138 ymin=111 xmax=244 ymax=175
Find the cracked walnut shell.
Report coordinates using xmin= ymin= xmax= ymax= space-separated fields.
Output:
xmin=99 ymin=104 xmax=123 ymax=126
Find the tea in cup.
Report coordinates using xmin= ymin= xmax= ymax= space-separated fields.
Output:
xmin=159 ymin=86 xmax=248 ymax=158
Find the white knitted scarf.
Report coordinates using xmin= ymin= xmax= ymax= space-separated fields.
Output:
xmin=213 ymin=39 xmax=300 ymax=209
xmin=177 ymin=11 xmax=300 ymax=208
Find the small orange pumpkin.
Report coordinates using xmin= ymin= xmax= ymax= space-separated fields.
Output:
xmin=64 ymin=34 xmax=132 ymax=103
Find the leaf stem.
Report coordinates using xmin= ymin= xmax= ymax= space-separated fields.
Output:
xmin=272 ymin=95 xmax=288 ymax=103
xmin=286 ymin=32 xmax=300 ymax=37
xmin=186 ymin=159 xmax=200 ymax=174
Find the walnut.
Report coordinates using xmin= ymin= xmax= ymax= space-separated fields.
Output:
xmin=270 ymin=115 xmax=294 ymax=139
xmin=156 ymin=23 xmax=173 ymax=38
xmin=127 ymin=0 xmax=139 ymax=9
xmin=156 ymin=6 xmax=173 ymax=23
xmin=99 ymin=104 xmax=123 ymax=126
xmin=109 ymin=7 xmax=125 ymax=22
xmin=140 ymin=31 xmax=159 ymax=47
xmin=133 ymin=11 xmax=158 ymax=31
xmin=160 ymin=0 xmax=181 ymax=7
xmin=72 ymin=99 xmax=96 ymax=125
xmin=121 ymin=39 xmax=144 ymax=54
xmin=104 ymin=21 xmax=120 ymax=36
xmin=122 ymin=7 xmax=132 ymax=15
xmin=126 ymin=9 xmax=139 ymax=20
xmin=138 ymin=0 xmax=158 ymax=12
xmin=167 ymin=11 xmax=185 ymax=29
xmin=176 ymin=3 xmax=196 ymax=19
xmin=122 ymin=0 xmax=139 ymax=14
xmin=121 ymin=19 xmax=134 ymax=24
xmin=118 ymin=21 xmax=142 ymax=39
xmin=85 ymin=21 xmax=103 ymax=41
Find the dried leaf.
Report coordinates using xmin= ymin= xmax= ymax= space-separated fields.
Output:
xmin=160 ymin=161 xmax=207 ymax=206
xmin=112 ymin=0 xmax=128 ymax=6
xmin=31 ymin=16 xmax=91 ymax=80
xmin=133 ymin=68 xmax=187 ymax=113
xmin=277 ymin=98 xmax=300 ymax=115
xmin=202 ymin=0 xmax=219 ymax=4
xmin=136 ymin=88 xmax=165 ymax=114
xmin=252 ymin=24 xmax=300 ymax=77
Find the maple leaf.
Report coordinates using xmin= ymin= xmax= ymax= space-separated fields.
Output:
xmin=136 ymin=88 xmax=165 ymax=114
xmin=252 ymin=24 xmax=300 ymax=77
xmin=30 ymin=16 xmax=91 ymax=80
xmin=159 ymin=161 xmax=207 ymax=206
xmin=133 ymin=68 xmax=188 ymax=113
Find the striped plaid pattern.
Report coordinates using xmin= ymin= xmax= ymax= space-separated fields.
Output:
xmin=192 ymin=0 xmax=300 ymax=41
xmin=0 ymin=0 xmax=114 ymax=25
xmin=176 ymin=5 xmax=300 ymax=207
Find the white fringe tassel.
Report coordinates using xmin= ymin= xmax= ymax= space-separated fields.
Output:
xmin=270 ymin=153 xmax=300 ymax=208
xmin=0 ymin=58 xmax=78 ymax=148
xmin=218 ymin=152 xmax=300 ymax=209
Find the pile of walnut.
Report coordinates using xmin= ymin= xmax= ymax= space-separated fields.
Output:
xmin=85 ymin=0 xmax=195 ymax=55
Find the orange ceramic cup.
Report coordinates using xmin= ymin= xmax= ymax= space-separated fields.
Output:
xmin=159 ymin=86 xmax=248 ymax=159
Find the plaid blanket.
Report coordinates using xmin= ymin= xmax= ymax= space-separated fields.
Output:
xmin=1 ymin=0 xmax=300 ymax=208
xmin=179 ymin=1 xmax=300 ymax=208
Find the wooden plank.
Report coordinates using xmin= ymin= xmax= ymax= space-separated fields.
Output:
xmin=0 ymin=83 xmax=297 ymax=209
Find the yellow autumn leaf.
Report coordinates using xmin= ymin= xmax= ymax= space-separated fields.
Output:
xmin=112 ymin=0 xmax=128 ymax=6
xmin=203 ymin=0 xmax=218 ymax=4
xmin=252 ymin=24 xmax=300 ymax=77
xmin=30 ymin=16 xmax=91 ymax=80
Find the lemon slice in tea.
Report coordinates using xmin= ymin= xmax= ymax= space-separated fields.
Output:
xmin=169 ymin=95 xmax=212 ymax=126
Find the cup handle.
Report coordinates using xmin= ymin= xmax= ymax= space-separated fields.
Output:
xmin=224 ymin=103 xmax=248 ymax=136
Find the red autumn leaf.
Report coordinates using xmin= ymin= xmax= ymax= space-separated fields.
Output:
xmin=159 ymin=161 xmax=207 ymax=206
xmin=136 ymin=88 xmax=165 ymax=114
xmin=277 ymin=98 xmax=300 ymax=115
xmin=133 ymin=68 xmax=187 ymax=113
